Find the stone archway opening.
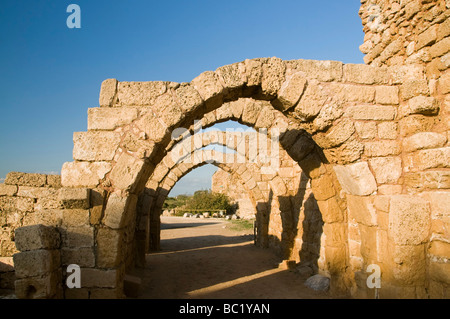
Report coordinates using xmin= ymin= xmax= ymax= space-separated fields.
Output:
xmin=126 ymin=111 xmax=342 ymax=298
xmin=62 ymin=75 xmax=354 ymax=297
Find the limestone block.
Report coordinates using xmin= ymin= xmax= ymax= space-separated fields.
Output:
xmin=99 ymin=79 xmax=118 ymax=107
xmin=96 ymin=227 xmax=124 ymax=268
xmin=419 ymin=191 xmax=450 ymax=219
xmin=80 ymin=268 xmax=119 ymax=288
xmin=364 ymin=140 xmax=401 ymax=157
xmin=406 ymin=171 xmax=450 ymax=190
xmin=440 ymin=52 xmax=450 ymax=70
xmin=254 ymin=105 xmax=276 ymax=129
xmin=399 ymin=114 xmax=435 ymax=137
xmin=337 ymin=84 xmax=376 ymax=103
xmin=14 ymin=224 xmax=60 ymax=252
xmin=175 ymin=83 xmax=204 ymax=114
xmin=377 ymin=121 xmax=398 ymax=139
xmin=5 ymin=172 xmax=46 ymax=187
xmin=323 ymin=137 xmax=364 ymax=164
xmin=346 ymin=105 xmax=396 ymax=120
xmin=16 ymin=186 xmax=58 ymax=199
xmin=343 ymin=64 xmax=388 ymax=84
xmin=87 ymin=107 xmax=138 ymax=131
xmin=13 ymin=249 xmax=60 ymax=278
xmin=241 ymin=99 xmax=262 ymax=125
xmin=347 ymin=195 xmax=377 ymax=226
xmin=0 ymin=183 xmax=17 ymax=196
xmin=109 ymin=152 xmax=146 ymax=192
xmin=399 ymin=79 xmax=429 ymax=100
xmin=46 ymin=175 xmax=62 ymax=188
xmin=402 ymin=132 xmax=447 ymax=152
xmin=215 ymin=62 xmax=246 ymax=89
xmin=314 ymin=118 xmax=355 ymax=149
xmin=375 ymin=86 xmax=399 ymax=105
xmin=103 ymin=193 xmax=127 ymax=229
xmin=316 ymin=197 xmax=344 ymax=223
xmin=369 ymin=156 xmax=402 ymax=184
xmin=354 ymin=121 xmax=377 ymax=139
xmin=404 ymin=95 xmax=440 ymax=116
xmin=15 ymin=270 xmax=62 ymax=299
xmin=389 ymin=195 xmax=430 ymax=245
xmin=439 ymin=71 xmax=450 ymax=94
xmin=437 ymin=17 xmax=450 ymax=41
xmin=333 ymin=161 xmax=377 ymax=196
xmin=429 ymin=36 xmax=450 ymax=59
xmin=261 ymin=57 xmax=286 ymax=96
xmin=312 ymin=101 xmax=344 ymax=131
xmin=61 ymin=209 xmax=90 ymax=227
xmin=416 ymin=24 xmax=439 ymax=50
xmin=244 ymin=58 xmax=264 ymax=87
xmin=294 ymin=81 xmax=328 ymax=121
xmin=58 ymin=188 xmax=90 ymax=209
xmin=60 ymin=225 xmax=94 ymax=248
xmin=391 ymin=244 xmax=427 ymax=285
xmin=268 ymin=176 xmax=287 ymax=196
xmin=22 ymin=209 xmax=63 ymax=228
xmin=61 ymin=247 xmax=95 ymax=268
xmin=153 ymin=94 xmax=184 ymax=129
xmin=61 ymin=161 xmax=111 ymax=188
xmin=310 ymin=174 xmax=336 ymax=201
xmin=387 ymin=58 xmax=424 ymax=80
xmin=191 ymin=71 xmax=223 ymax=101
xmin=73 ymin=131 xmax=120 ymax=161
xmin=290 ymin=59 xmax=343 ymax=82
xmin=276 ymin=72 xmax=307 ymax=111
xmin=413 ymin=147 xmax=450 ymax=170
xmin=359 ymin=223 xmax=377 ymax=260
xmin=117 ymin=81 xmax=167 ymax=106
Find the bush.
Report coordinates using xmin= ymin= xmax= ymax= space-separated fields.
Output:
xmin=163 ymin=190 xmax=233 ymax=214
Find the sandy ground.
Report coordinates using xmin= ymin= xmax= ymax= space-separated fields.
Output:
xmin=136 ymin=216 xmax=330 ymax=299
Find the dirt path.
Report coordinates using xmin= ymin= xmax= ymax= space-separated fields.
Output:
xmin=137 ymin=216 xmax=330 ymax=299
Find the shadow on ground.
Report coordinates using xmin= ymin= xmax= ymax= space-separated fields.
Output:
xmin=135 ymin=217 xmax=329 ymax=299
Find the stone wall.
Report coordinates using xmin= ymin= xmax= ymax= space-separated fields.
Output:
xmin=0 ymin=172 xmax=62 ymax=258
xmin=359 ymin=0 xmax=449 ymax=74
xmin=211 ymin=169 xmax=256 ymax=219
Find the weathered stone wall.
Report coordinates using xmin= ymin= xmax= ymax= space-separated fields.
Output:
xmin=0 ymin=172 xmax=62 ymax=258
xmin=359 ymin=0 xmax=449 ymax=74
xmin=211 ymin=169 xmax=256 ymax=219
xmin=13 ymin=224 xmax=63 ymax=299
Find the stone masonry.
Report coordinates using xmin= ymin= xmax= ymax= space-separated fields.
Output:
xmin=211 ymin=169 xmax=256 ymax=219
xmin=0 ymin=0 xmax=448 ymax=299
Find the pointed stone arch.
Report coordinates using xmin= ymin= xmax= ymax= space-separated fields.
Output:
xmin=59 ymin=56 xmax=443 ymax=298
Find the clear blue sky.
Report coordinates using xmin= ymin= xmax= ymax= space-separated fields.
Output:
xmin=0 ymin=0 xmax=364 ymax=195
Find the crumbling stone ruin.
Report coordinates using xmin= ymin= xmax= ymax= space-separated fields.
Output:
xmin=0 ymin=0 xmax=449 ymax=299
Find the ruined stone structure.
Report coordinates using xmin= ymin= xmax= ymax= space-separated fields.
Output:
xmin=211 ymin=169 xmax=257 ymax=219
xmin=0 ymin=0 xmax=449 ymax=299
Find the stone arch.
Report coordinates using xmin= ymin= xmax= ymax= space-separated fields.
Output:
xmin=140 ymin=130 xmax=295 ymax=253
xmin=60 ymin=55 xmax=446 ymax=298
